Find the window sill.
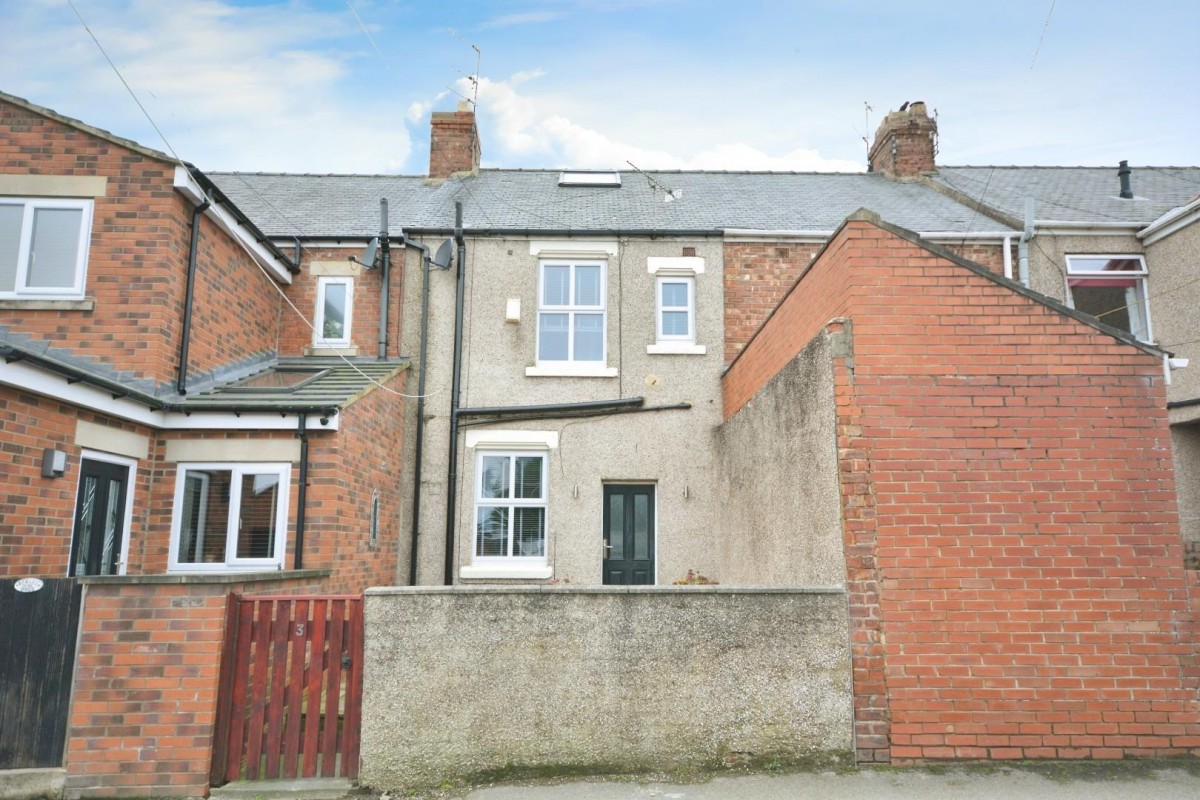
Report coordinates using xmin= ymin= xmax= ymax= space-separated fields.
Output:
xmin=526 ymin=364 xmax=618 ymax=378
xmin=0 ymin=298 xmax=95 ymax=311
xmin=647 ymin=342 xmax=707 ymax=355
xmin=460 ymin=564 xmax=554 ymax=580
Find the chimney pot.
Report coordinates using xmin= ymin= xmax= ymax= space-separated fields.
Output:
xmin=1118 ymin=160 xmax=1133 ymax=199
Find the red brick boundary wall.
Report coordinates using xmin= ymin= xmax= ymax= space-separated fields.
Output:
xmin=723 ymin=210 xmax=1200 ymax=762
xmin=65 ymin=575 xmax=329 ymax=799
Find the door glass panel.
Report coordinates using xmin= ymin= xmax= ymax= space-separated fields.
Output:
xmin=100 ymin=478 xmax=122 ymax=575
xmin=607 ymin=493 xmax=624 ymax=560
xmin=75 ymin=476 xmax=98 ymax=575
xmin=634 ymin=493 xmax=649 ymax=560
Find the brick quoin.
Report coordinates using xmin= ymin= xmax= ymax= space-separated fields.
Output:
xmin=724 ymin=211 xmax=1200 ymax=763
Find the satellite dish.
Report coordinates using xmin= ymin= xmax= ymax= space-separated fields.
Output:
xmin=432 ymin=239 xmax=454 ymax=270
xmin=351 ymin=238 xmax=379 ymax=269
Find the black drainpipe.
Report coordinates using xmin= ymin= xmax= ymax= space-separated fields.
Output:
xmin=377 ymin=199 xmax=391 ymax=360
xmin=403 ymin=235 xmax=433 ymax=586
xmin=176 ymin=198 xmax=211 ymax=395
xmin=443 ymin=202 xmax=466 ymax=586
xmin=294 ymin=412 xmax=309 ymax=570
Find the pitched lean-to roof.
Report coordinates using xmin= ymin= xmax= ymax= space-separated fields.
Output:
xmin=931 ymin=166 xmax=1200 ymax=227
xmin=209 ymin=169 xmax=1018 ymax=239
xmin=177 ymin=358 xmax=408 ymax=413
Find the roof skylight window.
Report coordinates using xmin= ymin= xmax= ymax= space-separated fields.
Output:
xmin=558 ymin=171 xmax=621 ymax=187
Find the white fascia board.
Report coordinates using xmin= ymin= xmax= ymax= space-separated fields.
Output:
xmin=1139 ymin=198 xmax=1200 ymax=245
xmin=174 ymin=167 xmax=293 ymax=285
xmin=1 ymin=359 xmax=337 ymax=431
xmin=1035 ymin=221 xmax=1139 ymax=236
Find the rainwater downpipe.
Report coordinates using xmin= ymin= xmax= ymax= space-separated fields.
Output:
xmin=443 ymin=201 xmax=466 ymax=586
xmin=176 ymin=197 xmax=211 ymax=395
xmin=377 ymin=199 xmax=391 ymax=360
xmin=1017 ymin=197 xmax=1035 ymax=288
xmin=401 ymin=234 xmax=432 ymax=586
xmin=294 ymin=413 xmax=309 ymax=570
xmin=1002 ymin=234 xmax=1014 ymax=281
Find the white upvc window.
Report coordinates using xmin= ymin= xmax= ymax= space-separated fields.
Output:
xmin=0 ymin=198 xmax=93 ymax=299
xmin=169 ymin=463 xmax=290 ymax=571
xmin=472 ymin=451 xmax=548 ymax=565
xmin=656 ymin=276 xmax=695 ymax=343
xmin=314 ymin=276 xmax=353 ymax=348
xmin=1065 ymin=255 xmax=1151 ymax=342
xmin=537 ymin=260 xmax=606 ymax=365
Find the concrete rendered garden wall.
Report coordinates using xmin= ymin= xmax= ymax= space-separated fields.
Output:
xmin=360 ymin=587 xmax=852 ymax=790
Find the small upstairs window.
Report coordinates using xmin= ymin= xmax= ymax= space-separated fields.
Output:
xmin=1065 ymin=255 xmax=1151 ymax=342
xmin=314 ymin=276 xmax=353 ymax=348
xmin=0 ymin=198 xmax=92 ymax=299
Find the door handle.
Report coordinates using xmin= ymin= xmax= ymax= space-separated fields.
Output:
xmin=603 ymin=541 xmax=612 ymax=557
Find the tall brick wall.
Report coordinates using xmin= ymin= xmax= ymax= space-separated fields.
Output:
xmin=724 ymin=212 xmax=1200 ymax=762
xmin=65 ymin=577 xmax=329 ymax=799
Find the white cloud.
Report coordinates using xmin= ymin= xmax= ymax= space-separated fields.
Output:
xmin=481 ymin=11 xmax=565 ymax=29
xmin=465 ymin=74 xmax=863 ymax=172
xmin=2 ymin=0 xmax=413 ymax=173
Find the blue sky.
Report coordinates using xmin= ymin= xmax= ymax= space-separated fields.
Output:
xmin=2 ymin=1 xmax=1197 ymax=174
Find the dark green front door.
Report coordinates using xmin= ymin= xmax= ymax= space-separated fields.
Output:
xmin=69 ymin=458 xmax=128 ymax=577
xmin=602 ymin=484 xmax=655 ymax=585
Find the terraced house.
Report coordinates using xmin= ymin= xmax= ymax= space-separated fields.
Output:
xmin=1 ymin=91 xmax=1197 ymax=797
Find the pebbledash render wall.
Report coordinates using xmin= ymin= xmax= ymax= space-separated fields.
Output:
xmin=722 ymin=210 xmax=1200 ymax=763
xmin=359 ymin=586 xmax=853 ymax=791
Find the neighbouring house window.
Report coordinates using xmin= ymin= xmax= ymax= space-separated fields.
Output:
xmin=656 ymin=276 xmax=695 ymax=343
xmin=537 ymin=260 xmax=605 ymax=363
xmin=170 ymin=463 xmax=290 ymax=571
xmin=314 ymin=276 xmax=353 ymax=348
xmin=0 ymin=198 xmax=92 ymax=298
xmin=1065 ymin=255 xmax=1151 ymax=342
xmin=474 ymin=452 xmax=547 ymax=563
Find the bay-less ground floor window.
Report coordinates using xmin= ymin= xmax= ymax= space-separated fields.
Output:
xmin=473 ymin=451 xmax=547 ymax=565
xmin=169 ymin=463 xmax=290 ymax=571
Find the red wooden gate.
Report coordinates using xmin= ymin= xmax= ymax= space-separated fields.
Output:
xmin=211 ymin=595 xmax=363 ymax=784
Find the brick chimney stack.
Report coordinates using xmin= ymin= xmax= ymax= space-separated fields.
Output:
xmin=429 ymin=101 xmax=481 ymax=179
xmin=868 ymin=101 xmax=937 ymax=178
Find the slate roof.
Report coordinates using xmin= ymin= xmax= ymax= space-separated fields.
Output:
xmin=209 ymin=169 xmax=1018 ymax=239
xmin=932 ymin=166 xmax=1200 ymax=227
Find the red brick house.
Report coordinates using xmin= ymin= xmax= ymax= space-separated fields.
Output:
xmin=0 ymin=90 xmax=407 ymax=797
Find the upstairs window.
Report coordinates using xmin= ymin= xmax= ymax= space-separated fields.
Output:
xmin=314 ymin=276 xmax=353 ymax=348
xmin=656 ymin=276 xmax=695 ymax=343
xmin=1065 ymin=255 xmax=1151 ymax=342
xmin=0 ymin=198 xmax=92 ymax=298
xmin=537 ymin=260 xmax=606 ymax=364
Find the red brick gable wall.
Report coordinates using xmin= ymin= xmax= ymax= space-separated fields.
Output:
xmin=1 ymin=98 xmax=283 ymax=389
xmin=724 ymin=215 xmax=1199 ymax=762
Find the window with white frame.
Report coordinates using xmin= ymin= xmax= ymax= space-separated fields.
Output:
xmin=0 ymin=198 xmax=93 ymax=298
xmin=170 ymin=463 xmax=290 ymax=571
xmin=537 ymin=260 xmax=605 ymax=363
xmin=1065 ymin=255 xmax=1151 ymax=342
xmin=314 ymin=276 xmax=353 ymax=348
xmin=656 ymin=276 xmax=695 ymax=343
xmin=474 ymin=452 xmax=547 ymax=564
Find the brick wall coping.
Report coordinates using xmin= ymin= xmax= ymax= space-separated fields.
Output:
xmin=78 ymin=568 xmax=331 ymax=585
xmin=366 ymin=585 xmax=846 ymax=596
